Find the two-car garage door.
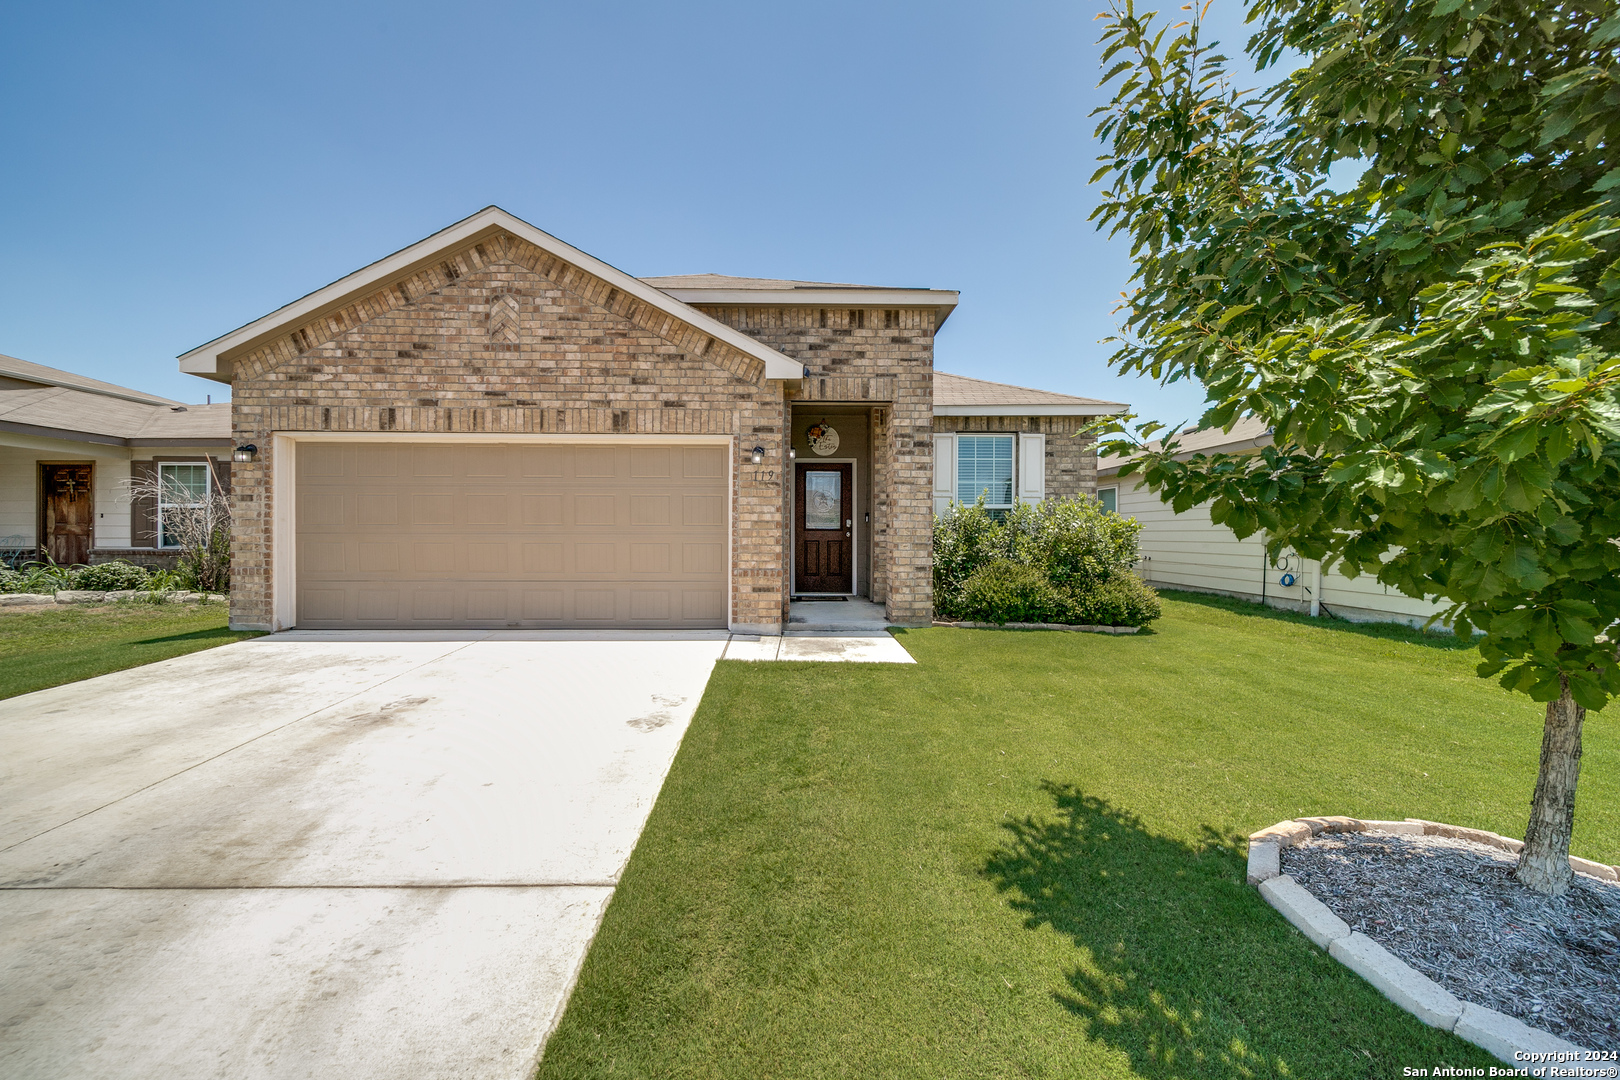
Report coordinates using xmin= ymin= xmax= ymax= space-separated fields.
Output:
xmin=295 ymin=441 xmax=728 ymax=629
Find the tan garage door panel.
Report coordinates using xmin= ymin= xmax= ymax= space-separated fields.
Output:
xmin=295 ymin=442 xmax=728 ymax=629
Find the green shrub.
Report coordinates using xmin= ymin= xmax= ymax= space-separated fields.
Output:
xmin=4 ymin=559 xmax=76 ymax=594
xmin=1072 ymin=573 xmax=1163 ymax=627
xmin=932 ymin=499 xmax=1004 ymax=616
xmin=71 ymin=561 xmax=151 ymax=591
xmin=934 ymin=495 xmax=1160 ymax=626
xmin=955 ymin=560 xmax=1070 ymax=624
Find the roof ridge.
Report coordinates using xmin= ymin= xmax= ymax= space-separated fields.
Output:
xmin=935 ymin=370 xmax=1126 ymax=406
xmin=0 ymin=354 xmax=181 ymax=407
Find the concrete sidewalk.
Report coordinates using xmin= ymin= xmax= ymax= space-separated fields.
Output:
xmin=0 ymin=633 xmax=727 ymax=1079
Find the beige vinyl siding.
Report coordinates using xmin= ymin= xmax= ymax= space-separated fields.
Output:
xmin=1114 ymin=475 xmax=1447 ymax=627
xmin=0 ymin=445 xmax=36 ymax=544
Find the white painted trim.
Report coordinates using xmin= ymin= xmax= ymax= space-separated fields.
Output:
xmin=790 ymin=458 xmax=858 ymax=597
xmin=1017 ymin=432 xmax=1045 ymax=505
xmin=932 ymin=433 xmax=955 ymax=518
xmin=178 ymin=206 xmax=804 ymax=383
xmin=271 ymin=435 xmax=296 ymax=631
xmin=266 ymin=432 xmax=734 ymax=633
xmin=933 ymin=404 xmax=1125 ymax=417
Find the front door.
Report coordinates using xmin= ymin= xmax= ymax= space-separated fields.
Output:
xmin=795 ymin=463 xmax=852 ymax=593
xmin=43 ymin=463 xmax=93 ymax=566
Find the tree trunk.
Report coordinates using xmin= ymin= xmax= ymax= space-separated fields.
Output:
xmin=1514 ymin=676 xmax=1585 ymax=896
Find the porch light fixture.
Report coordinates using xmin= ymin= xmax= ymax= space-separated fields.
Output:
xmin=232 ymin=444 xmax=258 ymax=463
xmin=788 ymin=448 xmax=796 ymax=460
xmin=749 ymin=445 xmax=765 ymax=465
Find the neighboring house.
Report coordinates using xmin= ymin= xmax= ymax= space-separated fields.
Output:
xmin=170 ymin=205 xmax=1124 ymax=633
xmin=1097 ymin=417 xmax=1446 ymax=627
xmin=0 ymin=355 xmax=231 ymax=567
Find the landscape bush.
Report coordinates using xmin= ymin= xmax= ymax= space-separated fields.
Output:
xmin=955 ymin=560 xmax=1070 ymax=624
xmin=1072 ymin=572 xmax=1162 ymax=628
xmin=0 ymin=560 xmax=75 ymax=594
xmin=70 ymin=561 xmax=151 ymax=592
xmin=934 ymin=496 xmax=1159 ymax=626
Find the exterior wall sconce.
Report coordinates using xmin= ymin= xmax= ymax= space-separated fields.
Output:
xmin=788 ymin=448 xmax=796 ymax=460
xmin=233 ymin=444 xmax=258 ymax=463
xmin=749 ymin=446 xmax=765 ymax=465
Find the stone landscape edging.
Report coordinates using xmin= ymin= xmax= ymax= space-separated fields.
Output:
xmin=931 ymin=620 xmax=1140 ymax=634
xmin=0 ymin=591 xmax=226 ymax=607
xmin=1246 ymin=815 xmax=1615 ymax=1062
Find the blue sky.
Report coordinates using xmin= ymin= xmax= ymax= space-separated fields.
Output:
xmin=0 ymin=0 xmax=1291 ymax=423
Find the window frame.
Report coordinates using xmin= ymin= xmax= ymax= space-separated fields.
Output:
xmin=1096 ymin=486 xmax=1118 ymax=514
xmin=953 ymin=433 xmax=1016 ymax=514
xmin=156 ymin=461 xmax=211 ymax=549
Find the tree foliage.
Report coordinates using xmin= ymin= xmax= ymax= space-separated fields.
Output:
xmin=1090 ymin=0 xmax=1620 ymax=711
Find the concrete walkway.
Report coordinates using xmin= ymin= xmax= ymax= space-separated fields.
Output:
xmin=0 ymin=632 xmax=730 ymax=1079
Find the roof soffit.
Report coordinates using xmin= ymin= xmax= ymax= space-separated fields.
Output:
xmin=179 ymin=208 xmax=806 ymax=384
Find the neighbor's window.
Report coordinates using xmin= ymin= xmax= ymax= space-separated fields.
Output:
xmin=1097 ymin=486 xmax=1117 ymax=514
xmin=956 ymin=435 xmax=1014 ymax=516
xmin=158 ymin=463 xmax=209 ymax=548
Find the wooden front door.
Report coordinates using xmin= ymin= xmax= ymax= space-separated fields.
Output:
xmin=43 ymin=464 xmax=93 ymax=566
xmin=795 ymin=462 xmax=852 ymax=593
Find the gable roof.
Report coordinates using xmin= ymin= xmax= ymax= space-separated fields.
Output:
xmin=932 ymin=372 xmax=1126 ymax=416
xmin=0 ymin=355 xmax=229 ymax=446
xmin=178 ymin=207 xmax=806 ymax=384
xmin=644 ymin=273 xmax=959 ymax=327
xmin=1 ymin=353 xmax=179 ymax=407
xmin=1096 ymin=415 xmax=1273 ymax=478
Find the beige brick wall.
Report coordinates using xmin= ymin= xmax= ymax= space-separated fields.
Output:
xmin=931 ymin=415 xmax=1098 ymax=499
xmin=694 ymin=305 xmax=935 ymax=625
xmin=227 ymin=232 xmax=790 ymax=632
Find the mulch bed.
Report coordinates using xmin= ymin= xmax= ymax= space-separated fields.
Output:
xmin=1282 ymin=830 xmax=1620 ymax=1050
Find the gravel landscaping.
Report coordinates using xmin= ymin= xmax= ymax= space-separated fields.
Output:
xmin=1283 ymin=831 xmax=1620 ymax=1050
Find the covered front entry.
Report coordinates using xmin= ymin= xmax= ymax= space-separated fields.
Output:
xmin=292 ymin=439 xmax=728 ymax=630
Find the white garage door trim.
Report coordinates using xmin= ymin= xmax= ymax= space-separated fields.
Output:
xmin=270 ymin=432 xmax=734 ymax=632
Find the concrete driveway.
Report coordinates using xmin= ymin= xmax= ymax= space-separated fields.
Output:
xmin=0 ymin=631 xmax=730 ymax=1079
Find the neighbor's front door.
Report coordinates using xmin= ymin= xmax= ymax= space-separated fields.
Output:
xmin=795 ymin=462 xmax=852 ymax=593
xmin=43 ymin=463 xmax=93 ymax=566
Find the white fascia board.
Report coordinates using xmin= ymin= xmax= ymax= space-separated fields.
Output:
xmin=660 ymin=288 xmax=960 ymax=327
xmin=177 ymin=206 xmax=806 ymax=383
xmin=933 ymin=403 xmax=1127 ymax=417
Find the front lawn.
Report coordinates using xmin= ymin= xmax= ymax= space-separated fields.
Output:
xmin=0 ymin=602 xmax=261 ymax=700
xmin=538 ymin=592 xmax=1617 ymax=1078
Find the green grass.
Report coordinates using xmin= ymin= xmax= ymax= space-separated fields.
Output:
xmin=0 ymin=602 xmax=261 ymax=699
xmin=538 ymin=594 xmax=1617 ymax=1079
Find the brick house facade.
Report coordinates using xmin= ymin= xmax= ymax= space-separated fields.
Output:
xmin=176 ymin=207 xmax=1123 ymax=633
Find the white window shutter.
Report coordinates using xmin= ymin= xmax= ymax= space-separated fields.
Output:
xmin=1017 ymin=433 xmax=1046 ymax=505
xmin=932 ymin=433 xmax=956 ymax=517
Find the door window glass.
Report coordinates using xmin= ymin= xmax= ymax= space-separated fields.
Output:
xmin=805 ymin=472 xmax=841 ymax=529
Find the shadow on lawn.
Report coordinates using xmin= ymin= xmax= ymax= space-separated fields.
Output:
xmin=984 ymin=785 xmax=1309 ymax=1080
xmin=134 ymin=626 xmax=249 ymax=646
xmin=1160 ymin=588 xmax=1476 ymax=652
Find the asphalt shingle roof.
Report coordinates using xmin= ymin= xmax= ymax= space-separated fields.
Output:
xmin=933 ymin=371 xmax=1125 ymax=409
xmin=0 ymin=355 xmax=229 ymax=443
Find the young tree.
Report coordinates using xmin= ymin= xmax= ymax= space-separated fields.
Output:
xmin=1090 ymin=0 xmax=1620 ymax=893
xmin=124 ymin=465 xmax=233 ymax=594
